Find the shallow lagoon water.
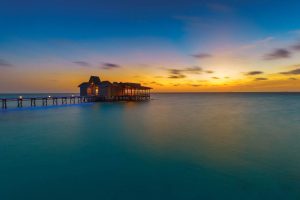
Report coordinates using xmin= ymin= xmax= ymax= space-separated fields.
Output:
xmin=1 ymin=93 xmax=300 ymax=199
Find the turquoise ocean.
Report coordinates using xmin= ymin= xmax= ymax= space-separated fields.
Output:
xmin=0 ymin=93 xmax=300 ymax=199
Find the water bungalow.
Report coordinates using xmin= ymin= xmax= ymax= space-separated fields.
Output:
xmin=0 ymin=75 xmax=151 ymax=109
xmin=78 ymin=76 xmax=151 ymax=101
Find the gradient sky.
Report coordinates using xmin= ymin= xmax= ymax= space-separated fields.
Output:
xmin=1 ymin=0 xmax=300 ymax=92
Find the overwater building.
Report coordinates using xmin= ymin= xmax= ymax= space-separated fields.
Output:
xmin=78 ymin=76 xmax=151 ymax=101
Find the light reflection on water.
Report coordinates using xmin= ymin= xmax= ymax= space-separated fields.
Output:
xmin=0 ymin=93 xmax=300 ymax=199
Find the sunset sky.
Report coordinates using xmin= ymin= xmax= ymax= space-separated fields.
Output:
xmin=1 ymin=0 xmax=300 ymax=92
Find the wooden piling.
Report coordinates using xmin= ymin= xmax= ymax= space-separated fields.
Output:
xmin=2 ymin=99 xmax=7 ymax=109
xmin=17 ymin=99 xmax=23 ymax=107
xmin=30 ymin=98 xmax=36 ymax=107
xmin=42 ymin=98 xmax=47 ymax=106
xmin=52 ymin=97 xmax=58 ymax=105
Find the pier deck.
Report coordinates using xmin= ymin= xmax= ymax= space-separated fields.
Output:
xmin=1 ymin=94 xmax=150 ymax=109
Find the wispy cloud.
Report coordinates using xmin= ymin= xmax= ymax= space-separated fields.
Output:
xmin=150 ymin=81 xmax=164 ymax=86
xmin=167 ymin=69 xmax=186 ymax=79
xmin=0 ymin=59 xmax=13 ymax=68
xmin=211 ymin=77 xmax=219 ymax=79
xmin=207 ymin=2 xmax=232 ymax=13
xmin=280 ymin=68 xmax=300 ymax=75
xmin=255 ymin=78 xmax=268 ymax=81
xmin=241 ymin=37 xmax=274 ymax=50
xmin=167 ymin=66 xmax=202 ymax=79
xmin=169 ymin=74 xmax=186 ymax=79
xmin=191 ymin=53 xmax=212 ymax=59
xmin=288 ymin=77 xmax=298 ymax=80
xmin=184 ymin=66 xmax=203 ymax=74
xmin=245 ymin=71 xmax=264 ymax=76
xmin=102 ymin=63 xmax=121 ymax=70
xmin=264 ymin=48 xmax=291 ymax=60
xmin=291 ymin=42 xmax=300 ymax=51
xmin=190 ymin=84 xmax=202 ymax=87
xmin=290 ymin=64 xmax=300 ymax=68
xmin=289 ymin=29 xmax=300 ymax=35
xmin=72 ymin=61 xmax=90 ymax=67
xmin=262 ymin=40 xmax=300 ymax=60
xmin=168 ymin=69 xmax=182 ymax=75
xmin=205 ymin=70 xmax=214 ymax=74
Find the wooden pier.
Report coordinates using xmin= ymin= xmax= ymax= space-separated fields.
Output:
xmin=0 ymin=94 xmax=150 ymax=110
xmin=1 ymin=96 xmax=95 ymax=110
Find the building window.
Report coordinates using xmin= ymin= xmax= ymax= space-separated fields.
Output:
xmin=87 ymin=87 xmax=92 ymax=95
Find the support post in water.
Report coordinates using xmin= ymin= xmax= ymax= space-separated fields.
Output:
xmin=70 ymin=97 xmax=75 ymax=104
xmin=30 ymin=98 xmax=36 ymax=107
xmin=61 ymin=97 xmax=67 ymax=104
xmin=42 ymin=98 xmax=48 ymax=106
xmin=2 ymin=99 xmax=7 ymax=109
xmin=17 ymin=98 xmax=23 ymax=108
xmin=53 ymin=97 xmax=58 ymax=105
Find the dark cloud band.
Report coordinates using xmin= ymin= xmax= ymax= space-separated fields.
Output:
xmin=264 ymin=49 xmax=291 ymax=60
xmin=73 ymin=61 xmax=90 ymax=67
xmin=0 ymin=59 xmax=13 ymax=68
xmin=246 ymin=71 xmax=264 ymax=76
xmin=280 ymin=68 xmax=300 ymax=75
xmin=191 ymin=53 xmax=212 ymax=59
xmin=102 ymin=63 xmax=121 ymax=70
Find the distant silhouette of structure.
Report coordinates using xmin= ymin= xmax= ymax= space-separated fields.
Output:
xmin=78 ymin=75 xmax=151 ymax=101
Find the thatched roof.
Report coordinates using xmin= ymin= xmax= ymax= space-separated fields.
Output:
xmin=99 ymin=81 xmax=112 ymax=87
xmin=118 ymin=82 xmax=152 ymax=89
xmin=78 ymin=82 xmax=89 ymax=87
xmin=79 ymin=76 xmax=152 ymax=89
xmin=89 ymin=76 xmax=101 ymax=84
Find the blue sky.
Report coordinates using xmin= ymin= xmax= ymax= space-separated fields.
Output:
xmin=1 ymin=0 xmax=300 ymax=92
xmin=1 ymin=0 xmax=300 ymax=40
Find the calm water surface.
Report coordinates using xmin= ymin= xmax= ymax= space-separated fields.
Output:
xmin=1 ymin=93 xmax=300 ymax=199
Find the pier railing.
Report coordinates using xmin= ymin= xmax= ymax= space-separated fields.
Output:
xmin=1 ymin=94 xmax=151 ymax=110
xmin=1 ymin=96 xmax=95 ymax=109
